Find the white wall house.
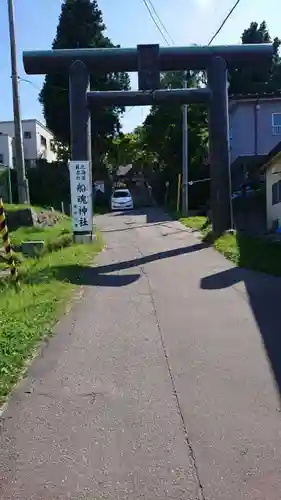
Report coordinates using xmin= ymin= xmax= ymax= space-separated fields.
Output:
xmin=0 ymin=119 xmax=57 ymax=167
xmin=264 ymin=143 xmax=281 ymax=231
xmin=0 ymin=134 xmax=13 ymax=168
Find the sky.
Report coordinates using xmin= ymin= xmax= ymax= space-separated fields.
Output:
xmin=0 ymin=0 xmax=280 ymax=133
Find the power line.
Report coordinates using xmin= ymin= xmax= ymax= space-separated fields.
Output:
xmin=145 ymin=0 xmax=175 ymax=45
xmin=208 ymin=0 xmax=241 ymax=45
xmin=19 ymin=76 xmax=68 ymax=93
xmin=141 ymin=0 xmax=171 ymax=46
xmin=129 ymin=0 xmax=175 ymax=118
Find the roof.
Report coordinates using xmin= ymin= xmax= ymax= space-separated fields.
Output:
xmin=231 ymin=154 xmax=267 ymax=172
xmin=0 ymin=132 xmax=13 ymax=139
xmin=232 ymin=142 xmax=281 ymax=173
xmin=0 ymin=119 xmax=54 ymax=137
xmin=229 ymin=92 xmax=281 ymax=102
xmin=261 ymin=141 xmax=281 ymax=171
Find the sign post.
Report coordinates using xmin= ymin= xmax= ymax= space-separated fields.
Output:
xmin=69 ymin=60 xmax=93 ymax=243
xmin=69 ymin=160 xmax=93 ymax=242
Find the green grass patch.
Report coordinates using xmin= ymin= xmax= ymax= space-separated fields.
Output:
xmin=10 ymin=216 xmax=72 ymax=249
xmin=177 ymin=215 xmax=281 ymax=277
xmin=0 ymin=235 xmax=103 ymax=405
xmin=5 ymin=203 xmax=43 ymax=213
xmin=179 ymin=215 xmax=209 ymax=233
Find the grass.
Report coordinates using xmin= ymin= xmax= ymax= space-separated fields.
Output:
xmin=5 ymin=203 xmax=43 ymax=213
xmin=10 ymin=216 xmax=72 ymax=249
xmin=0 ymin=235 xmax=103 ymax=405
xmin=177 ymin=215 xmax=281 ymax=277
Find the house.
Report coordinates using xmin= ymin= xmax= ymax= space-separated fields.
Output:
xmin=0 ymin=134 xmax=13 ymax=168
xmin=261 ymin=141 xmax=281 ymax=231
xmin=229 ymin=93 xmax=281 ymax=190
xmin=0 ymin=119 xmax=57 ymax=167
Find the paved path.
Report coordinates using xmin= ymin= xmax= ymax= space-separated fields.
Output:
xmin=1 ymin=208 xmax=281 ymax=500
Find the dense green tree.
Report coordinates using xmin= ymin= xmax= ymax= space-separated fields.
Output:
xmin=136 ymin=71 xmax=209 ymax=207
xmin=105 ymin=129 xmax=158 ymax=175
xmin=140 ymin=72 xmax=208 ymax=175
xmin=39 ymin=0 xmax=130 ymax=163
xmin=228 ymin=21 xmax=281 ymax=95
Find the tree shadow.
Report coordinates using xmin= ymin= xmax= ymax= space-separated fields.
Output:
xmin=111 ymin=207 xmax=172 ymax=224
xmin=53 ymin=241 xmax=206 ymax=287
xmin=201 ymin=231 xmax=281 ymax=398
xmin=101 ymin=221 xmax=171 ymax=234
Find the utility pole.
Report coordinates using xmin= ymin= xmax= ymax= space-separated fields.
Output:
xmin=7 ymin=0 xmax=29 ymax=204
xmin=182 ymin=71 xmax=188 ymax=216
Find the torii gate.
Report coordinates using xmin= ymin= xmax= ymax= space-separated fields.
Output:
xmin=23 ymin=43 xmax=273 ymax=241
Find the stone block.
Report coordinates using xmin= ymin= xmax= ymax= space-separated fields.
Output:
xmin=22 ymin=240 xmax=45 ymax=258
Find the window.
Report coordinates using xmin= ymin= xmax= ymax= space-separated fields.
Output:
xmin=40 ymin=135 xmax=47 ymax=147
xmin=0 ymin=154 xmax=3 ymax=164
xmin=113 ymin=190 xmax=130 ymax=198
xmin=24 ymin=131 xmax=32 ymax=139
xmin=272 ymin=180 xmax=281 ymax=205
xmin=272 ymin=114 xmax=281 ymax=136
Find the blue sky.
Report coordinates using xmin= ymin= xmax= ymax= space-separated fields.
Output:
xmin=0 ymin=0 xmax=280 ymax=133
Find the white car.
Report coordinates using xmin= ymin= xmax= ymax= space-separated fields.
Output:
xmin=111 ymin=188 xmax=134 ymax=211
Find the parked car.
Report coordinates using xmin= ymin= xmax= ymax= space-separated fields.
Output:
xmin=111 ymin=188 xmax=134 ymax=211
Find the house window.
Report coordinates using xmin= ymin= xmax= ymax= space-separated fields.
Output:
xmin=272 ymin=180 xmax=281 ymax=205
xmin=272 ymin=114 xmax=281 ymax=136
xmin=24 ymin=131 xmax=32 ymax=139
xmin=40 ymin=135 xmax=47 ymax=147
xmin=50 ymin=140 xmax=56 ymax=153
xmin=0 ymin=154 xmax=3 ymax=164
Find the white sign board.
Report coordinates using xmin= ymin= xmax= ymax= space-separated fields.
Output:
xmin=69 ymin=161 xmax=93 ymax=232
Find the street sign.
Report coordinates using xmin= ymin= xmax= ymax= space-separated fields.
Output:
xmin=69 ymin=161 xmax=93 ymax=233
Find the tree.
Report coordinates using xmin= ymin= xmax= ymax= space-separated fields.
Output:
xmin=137 ymin=71 xmax=209 ymax=207
xmin=228 ymin=21 xmax=281 ymax=95
xmin=105 ymin=129 xmax=158 ymax=175
xmin=39 ymin=0 xmax=130 ymax=164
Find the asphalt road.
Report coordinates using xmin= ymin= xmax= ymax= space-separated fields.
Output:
xmin=1 ymin=207 xmax=281 ymax=500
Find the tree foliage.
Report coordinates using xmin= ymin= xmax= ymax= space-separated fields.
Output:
xmin=39 ymin=0 xmax=130 ymax=161
xmin=105 ymin=129 xmax=158 ymax=175
xmin=134 ymin=71 xmax=209 ymax=206
xmin=228 ymin=21 xmax=281 ymax=95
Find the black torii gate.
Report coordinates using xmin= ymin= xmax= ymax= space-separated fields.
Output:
xmin=23 ymin=43 xmax=273 ymax=239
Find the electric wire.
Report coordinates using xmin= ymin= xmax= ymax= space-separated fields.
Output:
xmin=208 ymin=0 xmax=241 ymax=45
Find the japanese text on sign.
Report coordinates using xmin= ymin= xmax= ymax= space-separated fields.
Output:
xmin=69 ymin=161 xmax=93 ymax=232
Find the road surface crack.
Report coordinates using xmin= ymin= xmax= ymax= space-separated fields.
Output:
xmin=135 ymin=244 xmax=206 ymax=500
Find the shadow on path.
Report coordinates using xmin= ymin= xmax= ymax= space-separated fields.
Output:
xmin=201 ymin=234 xmax=281 ymax=399
xmin=111 ymin=208 xmax=171 ymax=224
xmin=54 ymin=242 xmax=206 ymax=287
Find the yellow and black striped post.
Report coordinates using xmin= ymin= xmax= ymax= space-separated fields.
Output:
xmin=0 ymin=198 xmax=20 ymax=289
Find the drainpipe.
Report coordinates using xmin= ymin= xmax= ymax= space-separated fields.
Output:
xmin=254 ymin=100 xmax=259 ymax=157
xmin=254 ymin=100 xmax=261 ymax=181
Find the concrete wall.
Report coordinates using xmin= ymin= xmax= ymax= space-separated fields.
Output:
xmin=229 ymin=98 xmax=281 ymax=163
xmin=266 ymin=155 xmax=281 ymax=231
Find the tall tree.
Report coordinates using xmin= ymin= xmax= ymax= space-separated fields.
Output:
xmin=228 ymin=21 xmax=281 ymax=95
xmin=39 ymin=0 xmax=130 ymax=164
xmin=104 ymin=129 xmax=158 ymax=175
xmin=137 ymin=71 xmax=209 ymax=207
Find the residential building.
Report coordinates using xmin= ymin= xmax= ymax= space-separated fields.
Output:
xmin=0 ymin=134 xmax=13 ymax=168
xmin=229 ymin=93 xmax=281 ymax=189
xmin=261 ymin=141 xmax=281 ymax=231
xmin=0 ymin=119 xmax=57 ymax=167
